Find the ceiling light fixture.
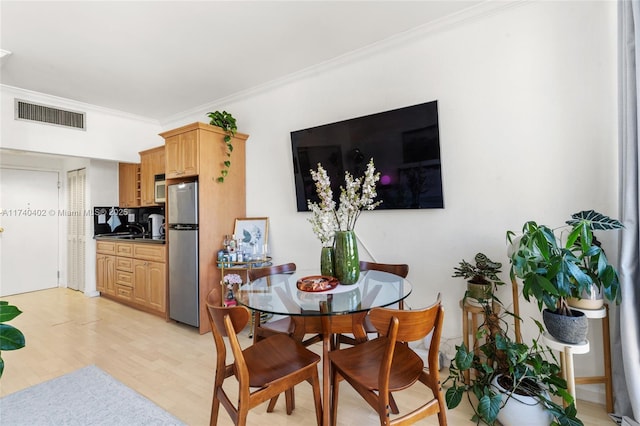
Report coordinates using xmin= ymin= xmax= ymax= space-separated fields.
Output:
xmin=0 ymin=49 xmax=12 ymax=58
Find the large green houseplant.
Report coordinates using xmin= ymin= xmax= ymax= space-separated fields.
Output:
xmin=445 ymin=295 xmax=582 ymax=426
xmin=207 ymin=110 xmax=238 ymax=183
xmin=507 ymin=210 xmax=623 ymax=343
xmin=0 ymin=301 xmax=25 ymax=378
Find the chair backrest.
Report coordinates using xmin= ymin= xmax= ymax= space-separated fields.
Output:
xmin=248 ymin=262 xmax=296 ymax=281
xmin=206 ymin=303 xmax=253 ymax=397
xmin=207 ymin=304 xmax=251 ymax=338
xmin=368 ymin=296 xmax=443 ymax=345
xmin=359 ymin=260 xmax=409 ymax=278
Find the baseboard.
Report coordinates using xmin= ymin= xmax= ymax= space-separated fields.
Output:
xmin=576 ymin=384 xmax=606 ymax=406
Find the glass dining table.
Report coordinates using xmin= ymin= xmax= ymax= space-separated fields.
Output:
xmin=234 ymin=269 xmax=412 ymax=426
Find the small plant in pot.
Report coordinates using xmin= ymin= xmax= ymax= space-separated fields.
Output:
xmin=453 ymin=252 xmax=504 ymax=301
xmin=507 ymin=210 xmax=623 ymax=345
xmin=206 ymin=110 xmax=237 ymax=183
xmin=445 ymin=296 xmax=582 ymax=426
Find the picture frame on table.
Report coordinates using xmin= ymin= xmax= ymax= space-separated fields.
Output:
xmin=234 ymin=217 xmax=269 ymax=259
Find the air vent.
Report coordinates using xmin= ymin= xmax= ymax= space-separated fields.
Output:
xmin=15 ymin=99 xmax=86 ymax=130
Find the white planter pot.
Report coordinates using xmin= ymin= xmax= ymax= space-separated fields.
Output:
xmin=492 ymin=375 xmax=553 ymax=426
xmin=568 ymin=284 xmax=604 ymax=310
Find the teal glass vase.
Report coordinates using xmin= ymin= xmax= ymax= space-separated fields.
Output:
xmin=334 ymin=231 xmax=359 ymax=284
xmin=320 ymin=246 xmax=335 ymax=277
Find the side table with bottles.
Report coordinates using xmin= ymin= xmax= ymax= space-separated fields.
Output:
xmin=217 ymin=258 xmax=272 ymax=336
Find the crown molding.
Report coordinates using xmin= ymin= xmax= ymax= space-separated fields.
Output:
xmin=160 ymin=0 xmax=527 ymax=126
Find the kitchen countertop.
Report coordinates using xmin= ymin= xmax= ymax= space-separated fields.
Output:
xmin=94 ymin=235 xmax=166 ymax=245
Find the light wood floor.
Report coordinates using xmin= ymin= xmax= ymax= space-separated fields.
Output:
xmin=1 ymin=288 xmax=613 ymax=425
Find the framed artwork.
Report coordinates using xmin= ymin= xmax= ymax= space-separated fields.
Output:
xmin=234 ymin=217 xmax=269 ymax=256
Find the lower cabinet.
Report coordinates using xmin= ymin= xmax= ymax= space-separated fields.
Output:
xmin=96 ymin=240 xmax=167 ymax=317
xmin=96 ymin=253 xmax=115 ymax=296
xmin=133 ymin=259 xmax=166 ymax=313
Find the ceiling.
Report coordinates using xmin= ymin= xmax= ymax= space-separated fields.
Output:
xmin=1 ymin=1 xmax=484 ymax=123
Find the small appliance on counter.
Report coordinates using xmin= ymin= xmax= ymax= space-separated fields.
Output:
xmin=148 ymin=213 xmax=165 ymax=238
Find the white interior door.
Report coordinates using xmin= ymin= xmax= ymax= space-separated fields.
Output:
xmin=67 ymin=169 xmax=86 ymax=291
xmin=0 ymin=168 xmax=60 ymax=296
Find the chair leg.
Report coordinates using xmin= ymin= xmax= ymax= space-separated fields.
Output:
xmin=210 ymin=382 xmax=222 ymax=425
xmin=331 ymin=371 xmax=340 ymax=426
xmin=285 ymin=388 xmax=295 ymax=414
xmin=210 ymin=392 xmax=219 ymax=426
xmin=237 ymin=404 xmax=250 ymax=426
xmin=388 ymin=393 xmax=399 ymax=414
xmin=310 ymin=373 xmax=323 ymax=426
xmin=266 ymin=395 xmax=279 ymax=413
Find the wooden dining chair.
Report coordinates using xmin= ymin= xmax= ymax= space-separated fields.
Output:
xmin=336 ymin=260 xmax=409 ymax=347
xmin=206 ymin=301 xmax=323 ymax=426
xmin=328 ymin=297 xmax=447 ymax=426
xmin=248 ymin=262 xmax=298 ymax=343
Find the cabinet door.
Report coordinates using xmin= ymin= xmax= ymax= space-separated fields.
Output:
xmin=179 ymin=131 xmax=199 ymax=177
xmin=118 ymin=163 xmax=140 ymax=207
xmin=165 ymin=131 xmax=199 ymax=179
xmin=97 ymin=254 xmax=116 ymax=296
xmin=140 ymin=153 xmax=155 ymax=206
xmin=147 ymin=261 xmax=166 ymax=313
xmin=140 ymin=146 xmax=165 ymax=206
xmin=164 ymin=135 xmax=181 ymax=178
xmin=133 ymin=259 xmax=148 ymax=305
xmin=96 ymin=255 xmax=106 ymax=292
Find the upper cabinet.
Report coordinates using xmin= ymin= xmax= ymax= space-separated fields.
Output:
xmin=164 ymin=130 xmax=198 ymax=178
xmin=139 ymin=146 xmax=165 ymax=206
xmin=118 ymin=162 xmax=140 ymax=207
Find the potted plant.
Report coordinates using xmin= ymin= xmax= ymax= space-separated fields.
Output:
xmin=445 ymin=295 xmax=582 ymax=426
xmin=206 ymin=110 xmax=237 ymax=183
xmin=507 ymin=210 xmax=623 ymax=344
xmin=0 ymin=301 xmax=26 ymax=378
xmin=453 ymin=252 xmax=505 ymax=301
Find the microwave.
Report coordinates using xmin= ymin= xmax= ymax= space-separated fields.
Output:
xmin=154 ymin=174 xmax=166 ymax=203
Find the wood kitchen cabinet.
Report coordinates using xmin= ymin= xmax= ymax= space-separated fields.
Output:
xmin=139 ymin=146 xmax=165 ymax=206
xmin=160 ymin=122 xmax=248 ymax=334
xmin=95 ymin=239 xmax=167 ymax=317
xmin=96 ymin=241 xmax=116 ymax=296
xmin=164 ymin=130 xmax=198 ymax=178
xmin=118 ymin=162 xmax=140 ymax=207
xmin=133 ymin=259 xmax=166 ymax=313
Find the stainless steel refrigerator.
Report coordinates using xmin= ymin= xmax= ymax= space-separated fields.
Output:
xmin=168 ymin=181 xmax=199 ymax=327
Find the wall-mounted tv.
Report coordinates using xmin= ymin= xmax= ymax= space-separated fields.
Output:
xmin=291 ymin=100 xmax=444 ymax=211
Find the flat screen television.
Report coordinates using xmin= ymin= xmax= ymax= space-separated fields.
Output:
xmin=290 ymin=100 xmax=444 ymax=211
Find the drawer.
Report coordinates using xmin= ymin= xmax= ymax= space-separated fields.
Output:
xmin=116 ymin=257 xmax=133 ymax=272
xmin=115 ymin=284 xmax=133 ymax=301
xmin=133 ymin=244 xmax=166 ymax=262
xmin=96 ymin=241 xmax=116 ymax=255
xmin=115 ymin=270 xmax=133 ymax=287
xmin=116 ymin=242 xmax=133 ymax=257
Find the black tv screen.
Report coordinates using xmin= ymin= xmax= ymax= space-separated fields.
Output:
xmin=291 ymin=100 xmax=444 ymax=211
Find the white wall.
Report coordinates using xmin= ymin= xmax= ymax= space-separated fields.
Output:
xmin=0 ymin=1 xmax=618 ymax=405
xmin=164 ymin=1 xmax=618 ymax=404
xmin=1 ymin=85 xmax=163 ymax=162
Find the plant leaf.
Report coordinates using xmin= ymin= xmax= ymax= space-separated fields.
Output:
xmin=566 ymin=210 xmax=623 ymax=230
xmin=0 ymin=304 xmax=22 ymax=322
xmin=0 ymin=324 xmax=25 ymax=350
xmin=454 ymin=344 xmax=474 ymax=370
xmin=445 ymin=386 xmax=464 ymax=409
xmin=477 ymin=392 xmax=501 ymax=424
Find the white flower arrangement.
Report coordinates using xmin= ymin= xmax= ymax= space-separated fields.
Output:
xmin=307 ymin=159 xmax=381 ymax=246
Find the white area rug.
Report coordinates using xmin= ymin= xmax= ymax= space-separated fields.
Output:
xmin=0 ymin=365 xmax=185 ymax=425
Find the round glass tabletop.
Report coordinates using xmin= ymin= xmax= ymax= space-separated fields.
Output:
xmin=235 ymin=269 xmax=412 ymax=317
